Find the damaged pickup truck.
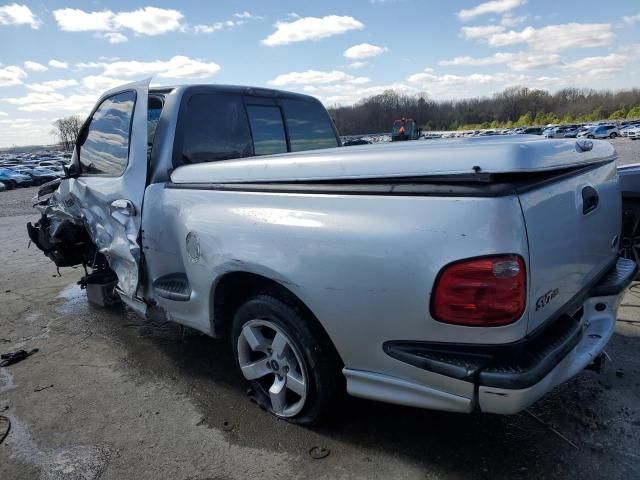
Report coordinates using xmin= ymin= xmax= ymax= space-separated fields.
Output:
xmin=29 ymin=79 xmax=636 ymax=424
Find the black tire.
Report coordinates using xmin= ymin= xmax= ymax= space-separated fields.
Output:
xmin=231 ymin=293 xmax=342 ymax=425
xmin=621 ymin=199 xmax=640 ymax=279
xmin=610 ymin=132 xmax=617 ymax=139
xmin=587 ymin=135 xmax=595 ymax=139
xmin=6 ymin=180 xmax=16 ymax=190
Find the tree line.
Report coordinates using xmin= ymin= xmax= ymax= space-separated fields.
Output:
xmin=328 ymin=87 xmax=640 ymax=134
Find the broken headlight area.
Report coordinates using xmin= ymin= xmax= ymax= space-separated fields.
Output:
xmin=27 ymin=214 xmax=103 ymax=269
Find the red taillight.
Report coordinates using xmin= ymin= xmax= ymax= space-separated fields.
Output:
xmin=431 ymin=255 xmax=526 ymax=326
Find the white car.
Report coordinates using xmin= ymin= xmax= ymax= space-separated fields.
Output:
xmin=628 ymin=126 xmax=640 ymax=140
xmin=577 ymin=124 xmax=620 ymax=139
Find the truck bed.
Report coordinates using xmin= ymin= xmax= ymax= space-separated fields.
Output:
xmin=170 ymin=136 xmax=616 ymax=184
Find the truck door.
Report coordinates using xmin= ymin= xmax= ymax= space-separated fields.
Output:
xmin=73 ymin=79 xmax=149 ymax=299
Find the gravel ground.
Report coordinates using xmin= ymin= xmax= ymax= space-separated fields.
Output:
xmin=1 ymin=137 xmax=640 ymax=480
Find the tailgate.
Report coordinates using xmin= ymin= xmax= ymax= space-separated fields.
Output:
xmin=518 ymin=160 xmax=620 ymax=333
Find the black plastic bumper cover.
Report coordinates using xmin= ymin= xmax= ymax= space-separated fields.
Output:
xmin=384 ymin=257 xmax=637 ymax=390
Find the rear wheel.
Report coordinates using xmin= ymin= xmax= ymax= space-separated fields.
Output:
xmin=620 ymin=199 xmax=640 ymax=277
xmin=587 ymin=135 xmax=595 ymax=139
xmin=231 ymin=293 xmax=341 ymax=424
xmin=5 ymin=180 xmax=16 ymax=190
xmin=610 ymin=132 xmax=617 ymax=139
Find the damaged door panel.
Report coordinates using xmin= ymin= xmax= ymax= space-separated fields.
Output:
xmin=29 ymin=79 xmax=150 ymax=300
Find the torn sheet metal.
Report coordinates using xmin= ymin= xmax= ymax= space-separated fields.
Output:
xmin=37 ymin=178 xmax=140 ymax=297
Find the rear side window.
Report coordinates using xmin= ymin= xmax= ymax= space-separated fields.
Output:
xmin=80 ymin=90 xmax=136 ymax=175
xmin=246 ymin=105 xmax=287 ymax=156
xmin=181 ymin=94 xmax=252 ymax=163
xmin=281 ymin=99 xmax=338 ymax=152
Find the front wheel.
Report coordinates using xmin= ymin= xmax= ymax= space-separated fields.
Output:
xmin=587 ymin=135 xmax=595 ymax=139
xmin=610 ymin=132 xmax=617 ymax=139
xmin=232 ymin=294 xmax=341 ymax=424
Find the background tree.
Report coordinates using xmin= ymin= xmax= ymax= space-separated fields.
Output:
xmin=51 ymin=115 xmax=84 ymax=151
xmin=328 ymin=87 xmax=640 ymax=134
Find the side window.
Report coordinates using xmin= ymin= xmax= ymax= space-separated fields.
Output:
xmin=181 ymin=93 xmax=252 ymax=163
xmin=246 ymin=105 xmax=287 ymax=156
xmin=282 ymin=99 xmax=338 ymax=152
xmin=80 ymin=90 xmax=136 ymax=175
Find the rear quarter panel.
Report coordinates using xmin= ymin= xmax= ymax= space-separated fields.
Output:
xmin=141 ymin=184 xmax=529 ymax=394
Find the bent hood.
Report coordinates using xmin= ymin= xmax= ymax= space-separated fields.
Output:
xmin=170 ymin=136 xmax=616 ymax=184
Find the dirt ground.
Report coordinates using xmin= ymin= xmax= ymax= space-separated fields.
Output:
xmin=1 ymin=138 xmax=640 ymax=480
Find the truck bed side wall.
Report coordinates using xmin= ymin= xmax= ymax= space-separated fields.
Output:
xmin=141 ymin=184 xmax=529 ymax=400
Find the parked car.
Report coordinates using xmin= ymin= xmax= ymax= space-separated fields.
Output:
xmin=520 ymin=127 xmax=543 ymax=135
xmin=578 ymin=124 xmax=619 ymax=139
xmin=42 ymin=165 xmax=66 ymax=177
xmin=625 ymin=126 xmax=640 ymax=140
xmin=28 ymin=81 xmax=635 ymax=424
xmin=545 ymin=126 xmax=577 ymax=138
xmin=0 ymin=168 xmax=32 ymax=188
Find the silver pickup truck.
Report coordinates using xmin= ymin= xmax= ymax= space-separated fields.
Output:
xmin=29 ymin=80 xmax=636 ymax=424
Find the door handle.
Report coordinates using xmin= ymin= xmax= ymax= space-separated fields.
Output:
xmin=110 ymin=199 xmax=136 ymax=216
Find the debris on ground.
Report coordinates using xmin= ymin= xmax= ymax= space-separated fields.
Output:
xmin=525 ymin=409 xmax=579 ymax=449
xmin=309 ymin=446 xmax=330 ymax=459
xmin=0 ymin=348 xmax=38 ymax=367
xmin=0 ymin=415 xmax=10 ymax=445
xmin=221 ymin=420 xmax=234 ymax=432
xmin=34 ymin=384 xmax=54 ymax=392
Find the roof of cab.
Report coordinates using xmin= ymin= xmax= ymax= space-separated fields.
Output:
xmin=150 ymin=84 xmax=318 ymax=102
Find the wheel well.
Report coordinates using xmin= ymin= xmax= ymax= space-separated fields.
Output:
xmin=211 ymin=272 xmax=339 ymax=360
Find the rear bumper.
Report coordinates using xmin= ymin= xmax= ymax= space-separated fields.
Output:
xmin=382 ymin=257 xmax=636 ymax=414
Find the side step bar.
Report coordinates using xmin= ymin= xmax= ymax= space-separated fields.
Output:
xmin=152 ymin=273 xmax=192 ymax=301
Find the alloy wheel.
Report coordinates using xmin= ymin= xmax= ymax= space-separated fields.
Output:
xmin=237 ymin=319 xmax=308 ymax=418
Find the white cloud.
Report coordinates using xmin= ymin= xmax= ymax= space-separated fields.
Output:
xmin=0 ymin=3 xmax=40 ymax=29
xmin=500 ymin=13 xmax=528 ymax=27
xmin=460 ymin=25 xmax=505 ymax=39
xmin=49 ymin=59 xmax=69 ymax=69
xmin=194 ymin=12 xmax=261 ymax=34
xmin=344 ymin=43 xmax=387 ymax=59
xmin=99 ymin=55 xmax=220 ymax=79
xmin=234 ymin=11 xmax=260 ymax=19
xmin=439 ymin=51 xmax=561 ymax=71
xmin=99 ymin=32 xmax=128 ymax=43
xmin=53 ymin=8 xmax=113 ymax=31
xmin=3 ymin=91 xmax=97 ymax=112
xmin=194 ymin=23 xmax=226 ymax=33
xmin=53 ymin=6 xmax=184 ymax=39
xmin=623 ymin=13 xmax=640 ymax=25
xmin=268 ymin=70 xmax=369 ymax=86
xmin=26 ymin=79 xmax=79 ymax=93
xmin=113 ymin=7 xmax=183 ymax=36
xmin=24 ymin=60 xmax=48 ymax=72
xmin=406 ymin=69 xmax=567 ymax=97
xmin=563 ymin=53 xmax=628 ymax=77
xmin=458 ymin=0 xmax=526 ymax=21
xmin=261 ymin=15 xmax=364 ymax=46
xmin=82 ymin=75 xmax=128 ymax=92
xmin=467 ymin=23 xmax=614 ymax=51
xmin=348 ymin=61 xmax=368 ymax=69
xmin=0 ymin=65 xmax=27 ymax=87
xmin=0 ymin=111 xmax=7 ymax=116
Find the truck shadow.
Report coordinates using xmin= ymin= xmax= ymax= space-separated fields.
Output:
xmin=101 ymin=303 xmax=640 ymax=480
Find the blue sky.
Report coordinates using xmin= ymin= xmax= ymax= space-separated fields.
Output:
xmin=1 ymin=0 xmax=639 ymax=146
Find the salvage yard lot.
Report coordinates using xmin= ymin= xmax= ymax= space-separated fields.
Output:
xmin=1 ymin=138 xmax=640 ymax=480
